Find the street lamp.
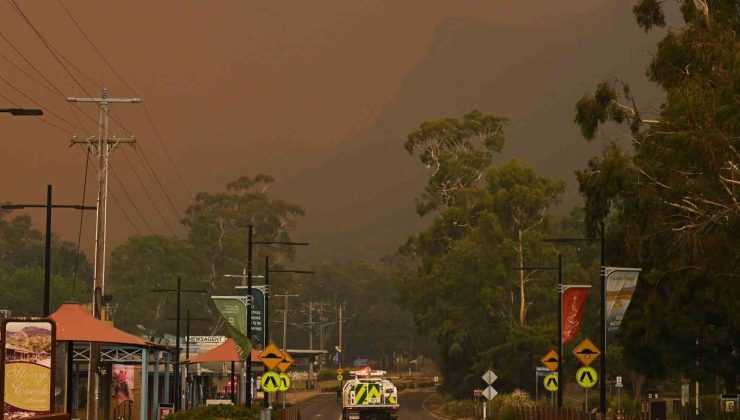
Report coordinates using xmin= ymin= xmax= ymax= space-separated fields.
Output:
xmin=1 ymin=185 xmax=95 ymax=316
xmin=244 ymin=224 xmax=309 ymax=409
xmin=0 ymin=107 xmax=43 ymax=116
xmin=150 ymin=278 xmax=207 ymax=411
xmin=544 ymin=222 xmax=606 ymax=415
xmin=511 ymin=254 xmax=563 ymax=407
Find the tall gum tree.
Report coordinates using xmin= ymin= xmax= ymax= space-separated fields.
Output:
xmin=574 ymin=0 xmax=739 ymax=393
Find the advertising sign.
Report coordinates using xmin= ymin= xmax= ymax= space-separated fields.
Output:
xmin=1 ymin=318 xmax=56 ymax=419
xmin=605 ymin=268 xmax=641 ymax=336
xmin=111 ymin=364 xmax=135 ymax=406
xmin=562 ymin=286 xmax=591 ymax=344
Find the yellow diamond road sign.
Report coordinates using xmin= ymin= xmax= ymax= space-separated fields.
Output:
xmin=576 ymin=366 xmax=598 ymax=389
xmin=259 ymin=341 xmax=286 ymax=371
xmin=572 ymin=338 xmax=601 ymax=366
xmin=541 ymin=349 xmax=559 ymax=373
xmin=277 ymin=351 xmax=294 ymax=373
xmin=261 ymin=371 xmax=281 ymax=393
xmin=337 ymin=368 xmax=344 ymax=375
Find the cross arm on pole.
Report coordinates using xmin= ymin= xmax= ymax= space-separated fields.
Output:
xmin=252 ymin=241 xmax=309 ymax=246
xmin=1 ymin=204 xmax=96 ymax=210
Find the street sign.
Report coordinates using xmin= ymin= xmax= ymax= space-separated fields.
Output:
xmin=541 ymin=349 xmax=559 ymax=372
xmin=473 ymin=389 xmax=483 ymax=397
xmin=536 ymin=366 xmax=551 ymax=377
xmin=543 ymin=373 xmax=558 ymax=392
xmin=337 ymin=368 xmax=344 ymax=375
xmin=337 ymin=374 xmax=344 ymax=381
xmin=261 ymin=371 xmax=281 ymax=393
xmin=681 ymin=384 xmax=689 ymax=407
xmin=259 ymin=341 xmax=286 ymax=371
xmin=482 ymin=386 xmax=498 ymax=400
xmin=576 ymin=366 xmax=598 ymax=389
xmin=572 ymin=338 xmax=601 ymax=366
xmin=277 ymin=351 xmax=294 ymax=373
xmin=615 ymin=376 xmax=623 ymax=388
xmin=278 ymin=373 xmax=291 ymax=391
xmin=481 ymin=370 xmax=497 ymax=385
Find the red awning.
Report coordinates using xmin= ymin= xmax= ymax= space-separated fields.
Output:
xmin=186 ymin=338 xmax=260 ymax=364
xmin=49 ymin=303 xmax=148 ymax=346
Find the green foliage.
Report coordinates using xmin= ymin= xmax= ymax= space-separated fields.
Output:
xmin=399 ymin=111 xmax=592 ymax=398
xmin=166 ymin=404 xmax=260 ymax=420
xmin=442 ymin=399 xmax=477 ymax=419
xmin=0 ymin=213 xmax=91 ymax=316
xmin=573 ymin=0 xmax=740 ymax=393
xmin=492 ymin=389 xmax=535 ymax=420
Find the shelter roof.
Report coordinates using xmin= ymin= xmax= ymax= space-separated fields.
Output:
xmin=49 ymin=303 xmax=148 ymax=347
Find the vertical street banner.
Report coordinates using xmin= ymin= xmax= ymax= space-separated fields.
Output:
xmin=605 ymin=267 xmax=641 ymax=336
xmin=212 ymin=297 xmax=252 ymax=359
xmin=562 ymin=286 xmax=591 ymax=344
xmin=1 ymin=318 xmax=56 ymax=419
xmin=236 ymin=286 xmax=266 ymax=346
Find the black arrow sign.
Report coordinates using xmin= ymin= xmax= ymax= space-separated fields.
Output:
xmin=264 ymin=376 xmax=278 ymax=388
xmin=580 ymin=371 xmax=594 ymax=383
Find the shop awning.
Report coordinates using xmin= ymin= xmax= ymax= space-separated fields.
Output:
xmin=49 ymin=303 xmax=148 ymax=346
xmin=186 ymin=338 xmax=260 ymax=364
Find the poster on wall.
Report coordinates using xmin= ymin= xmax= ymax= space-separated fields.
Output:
xmin=111 ymin=364 xmax=135 ymax=406
xmin=0 ymin=318 xmax=56 ymax=419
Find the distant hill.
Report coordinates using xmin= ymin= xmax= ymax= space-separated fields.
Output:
xmin=285 ymin=0 xmax=667 ymax=261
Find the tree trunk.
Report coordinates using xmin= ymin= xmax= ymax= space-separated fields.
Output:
xmin=630 ymin=370 xmax=646 ymax=400
xmin=518 ymin=229 xmax=526 ymax=327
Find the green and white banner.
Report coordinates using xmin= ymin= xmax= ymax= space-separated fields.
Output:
xmin=605 ymin=267 xmax=641 ymax=336
xmin=212 ymin=296 xmax=252 ymax=359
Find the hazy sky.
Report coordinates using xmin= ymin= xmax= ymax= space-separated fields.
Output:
xmin=0 ymin=0 xmax=665 ymax=262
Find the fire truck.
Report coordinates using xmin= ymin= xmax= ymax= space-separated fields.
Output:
xmin=341 ymin=368 xmax=399 ymax=420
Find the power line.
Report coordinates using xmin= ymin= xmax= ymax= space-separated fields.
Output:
xmin=0 ymin=73 xmax=80 ymax=130
xmin=56 ymin=0 xmax=194 ymax=200
xmin=120 ymin=148 xmax=177 ymax=235
xmin=6 ymin=0 xmax=131 ymax=133
xmin=108 ymin=164 xmax=155 ymax=234
xmin=133 ymin=145 xmax=183 ymax=222
xmin=72 ymin=147 xmax=91 ymax=293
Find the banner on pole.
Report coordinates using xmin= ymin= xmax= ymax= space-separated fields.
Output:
xmin=236 ymin=286 xmax=266 ymax=346
xmin=605 ymin=268 xmax=641 ymax=336
xmin=562 ymin=285 xmax=591 ymax=344
xmin=212 ymin=296 xmax=252 ymax=359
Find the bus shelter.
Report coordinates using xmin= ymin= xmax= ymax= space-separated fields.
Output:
xmin=50 ymin=303 xmax=173 ymax=420
xmin=186 ymin=338 xmax=261 ymax=405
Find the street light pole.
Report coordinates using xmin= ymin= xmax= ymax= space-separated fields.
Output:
xmin=511 ymin=255 xmax=563 ymax=407
xmin=150 ymin=278 xmax=207 ymax=411
xmin=544 ymin=230 xmax=606 ymax=415
xmin=1 ymin=184 xmax=95 ymax=316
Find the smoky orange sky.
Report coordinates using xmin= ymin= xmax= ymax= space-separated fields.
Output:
xmin=0 ymin=0 xmax=667 ymax=262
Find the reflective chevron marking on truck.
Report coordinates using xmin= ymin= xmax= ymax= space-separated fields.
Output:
xmin=354 ymin=384 xmax=368 ymax=405
xmin=385 ymin=394 xmax=397 ymax=404
xmin=367 ymin=384 xmax=381 ymax=403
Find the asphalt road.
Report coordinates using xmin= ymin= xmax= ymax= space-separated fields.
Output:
xmin=295 ymin=390 xmax=440 ymax=420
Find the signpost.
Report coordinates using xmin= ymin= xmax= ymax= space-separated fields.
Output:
xmin=616 ymin=376 xmax=623 ymax=413
xmin=481 ymin=370 xmax=498 ymax=419
xmin=259 ymin=342 xmax=286 ymax=371
xmin=541 ymin=350 xmax=559 ymax=372
xmin=572 ymin=338 xmax=601 ymax=366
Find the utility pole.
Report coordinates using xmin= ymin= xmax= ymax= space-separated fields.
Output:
xmin=275 ymin=292 xmax=299 ymax=350
xmin=338 ymin=304 xmax=344 ymax=367
xmin=68 ymin=89 xmax=141 ymax=420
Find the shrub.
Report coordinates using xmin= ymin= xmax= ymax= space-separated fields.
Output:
xmin=494 ymin=389 xmax=535 ymax=420
xmin=167 ymin=404 xmax=260 ymax=420
xmin=443 ymin=400 xmax=477 ymax=419
xmin=317 ymin=368 xmax=338 ymax=381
